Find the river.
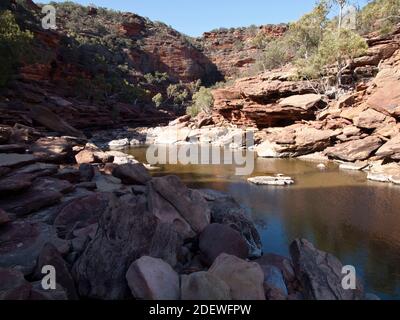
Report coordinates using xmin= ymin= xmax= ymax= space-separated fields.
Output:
xmin=128 ymin=146 xmax=400 ymax=299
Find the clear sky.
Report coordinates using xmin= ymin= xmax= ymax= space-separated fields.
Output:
xmin=45 ymin=0 xmax=368 ymax=37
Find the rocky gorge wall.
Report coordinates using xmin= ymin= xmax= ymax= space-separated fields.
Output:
xmin=196 ymin=24 xmax=287 ymax=78
xmin=206 ymin=25 xmax=400 ymax=176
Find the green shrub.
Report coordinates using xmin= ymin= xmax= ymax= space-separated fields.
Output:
xmin=0 ymin=10 xmax=33 ymax=87
xmin=296 ymin=28 xmax=368 ymax=84
xmin=186 ymin=87 xmax=214 ymax=117
xmin=167 ymin=82 xmax=189 ymax=105
xmin=152 ymin=93 xmax=163 ymax=108
xmin=144 ymin=71 xmax=169 ymax=84
xmin=358 ymin=0 xmax=400 ymax=35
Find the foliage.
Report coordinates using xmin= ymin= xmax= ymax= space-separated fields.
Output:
xmin=167 ymin=82 xmax=189 ymax=105
xmin=358 ymin=0 xmax=400 ymax=35
xmin=286 ymin=1 xmax=330 ymax=60
xmin=0 ymin=10 xmax=33 ymax=87
xmin=152 ymin=93 xmax=163 ymax=108
xmin=144 ymin=72 xmax=169 ymax=84
xmin=254 ymin=39 xmax=293 ymax=71
xmin=186 ymin=87 xmax=214 ymax=117
xmin=296 ymin=29 xmax=368 ymax=80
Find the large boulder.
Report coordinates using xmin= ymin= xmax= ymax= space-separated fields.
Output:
xmin=181 ymin=271 xmax=231 ymax=300
xmin=325 ymin=136 xmax=383 ymax=162
xmin=199 ymin=223 xmax=249 ymax=265
xmin=365 ymin=60 xmax=400 ymax=117
xmin=0 ymin=221 xmax=69 ymax=275
xmin=29 ymin=105 xmax=84 ymax=137
xmin=290 ymin=239 xmax=364 ymax=300
xmin=207 ymin=195 xmax=262 ymax=258
xmin=30 ymin=137 xmax=74 ymax=162
xmin=148 ymin=176 xmax=210 ymax=234
xmin=149 ymin=223 xmax=182 ymax=267
xmin=147 ymin=180 xmax=196 ymax=239
xmin=112 ymin=163 xmax=151 ymax=185
xmin=256 ymin=125 xmax=338 ymax=158
xmin=353 ymin=108 xmax=389 ymax=129
xmin=125 ymin=256 xmax=180 ymax=300
xmin=209 ymin=253 xmax=265 ymax=300
xmin=54 ymin=193 xmax=112 ymax=239
xmin=375 ymin=134 xmax=400 ymax=160
xmin=72 ymin=194 xmax=164 ymax=299
xmin=75 ymin=148 xmax=111 ymax=164
xmin=211 ymin=72 xmax=320 ymax=128
xmin=256 ymin=253 xmax=298 ymax=294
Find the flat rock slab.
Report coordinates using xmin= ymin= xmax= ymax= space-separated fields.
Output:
xmin=0 ymin=221 xmax=69 ymax=275
xmin=0 ymin=174 xmax=34 ymax=194
xmin=112 ymin=163 xmax=151 ymax=185
xmin=339 ymin=161 xmax=369 ymax=171
xmin=325 ymin=136 xmax=383 ymax=162
xmin=0 ymin=144 xmax=26 ymax=153
xmin=0 ymin=154 xmax=36 ymax=168
xmin=248 ymin=176 xmax=294 ymax=186
xmin=0 ymin=179 xmax=64 ymax=217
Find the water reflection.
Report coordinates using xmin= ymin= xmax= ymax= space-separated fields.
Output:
xmin=128 ymin=146 xmax=400 ymax=299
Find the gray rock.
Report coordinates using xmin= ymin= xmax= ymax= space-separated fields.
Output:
xmin=209 ymin=253 xmax=265 ymax=300
xmin=0 ymin=221 xmax=69 ymax=275
xmin=208 ymin=196 xmax=262 ymax=258
xmin=126 ymin=256 xmax=180 ymax=300
xmin=199 ymin=223 xmax=249 ymax=265
xmin=181 ymin=271 xmax=231 ymax=300
xmin=248 ymin=175 xmax=294 ymax=186
xmin=112 ymin=163 xmax=151 ymax=185
xmin=149 ymin=175 xmax=210 ymax=234
xmin=290 ymin=239 xmax=364 ymax=300
xmin=72 ymin=194 xmax=160 ymax=299
xmin=0 ymin=153 xmax=36 ymax=168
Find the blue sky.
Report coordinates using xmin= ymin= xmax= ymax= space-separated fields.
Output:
xmin=45 ymin=0 xmax=368 ymax=37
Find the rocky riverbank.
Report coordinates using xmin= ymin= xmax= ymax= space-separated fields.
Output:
xmin=119 ymin=24 xmax=400 ymax=186
xmin=0 ymin=125 xmax=380 ymax=300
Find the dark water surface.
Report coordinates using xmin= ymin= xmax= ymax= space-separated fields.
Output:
xmin=129 ymin=146 xmax=400 ymax=299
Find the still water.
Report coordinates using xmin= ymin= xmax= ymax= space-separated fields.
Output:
xmin=129 ymin=146 xmax=400 ymax=300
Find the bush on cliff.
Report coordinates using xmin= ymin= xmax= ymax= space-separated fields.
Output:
xmin=296 ymin=29 xmax=368 ymax=82
xmin=254 ymin=1 xmax=329 ymax=73
xmin=0 ymin=10 xmax=33 ymax=87
xmin=186 ymin=87 xmax=214 ymax=117
xmin=152 ymin=93 xmax=163 ymax=108
xmin=358 ymin=0 xmax=400 ymax=35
